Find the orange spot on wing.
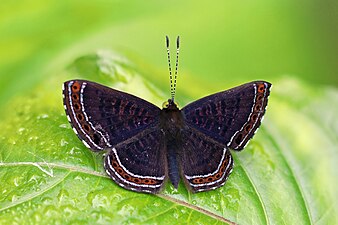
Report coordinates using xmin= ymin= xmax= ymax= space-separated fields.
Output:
xmin=257 ymin=84 xmax=265 ymax=93
xmin=71 ymin=82 xmax=81 ymax=92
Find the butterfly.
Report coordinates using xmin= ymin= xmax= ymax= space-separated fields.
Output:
xmin=62 ymin=36 xmax=271 ymax=193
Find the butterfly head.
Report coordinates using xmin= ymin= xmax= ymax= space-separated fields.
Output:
xmin=162 ymin=99 xmax=179 ymax=110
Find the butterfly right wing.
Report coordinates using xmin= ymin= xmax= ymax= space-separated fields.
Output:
xmin=182 ymin=81 xmax=271 ymax=150
xmin=104 ymin=126 xmax=167 ymax=193
xmin=63 ymin=80 xmax=161 ymax=151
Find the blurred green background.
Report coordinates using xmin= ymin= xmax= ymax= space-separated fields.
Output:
xmin=1 ymin=0 xmax=338 ymax=108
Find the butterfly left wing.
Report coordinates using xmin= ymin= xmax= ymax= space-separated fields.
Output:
xmin=104 ymin=127 xmax=166 ymax=193
xmin=179 ymin=127 xmax=233 ymax=192
xmin=182 ymin=81 xmax=271 ymax=150
xmin=62 ymin=80 xmax=161 ymax=151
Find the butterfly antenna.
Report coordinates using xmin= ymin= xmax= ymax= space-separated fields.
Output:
xmin=166 ymin=35 xmax=174 ymax=101
xmin=173 ymin=36 xmax=180 ymax=102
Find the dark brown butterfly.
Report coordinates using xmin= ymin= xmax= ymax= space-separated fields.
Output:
xmin=62 ymin=36 xmax=271 ymax=193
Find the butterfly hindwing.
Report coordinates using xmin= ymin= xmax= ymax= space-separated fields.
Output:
xmin=63 ymin=80 xmax=161 ymax=151
xmin=180 ymin=127 xmax=233 ymax=192
xmin=182 ymin=81 xmax=271 ymax=150
xmin=104 ymin=127 xmax=166 ymax=193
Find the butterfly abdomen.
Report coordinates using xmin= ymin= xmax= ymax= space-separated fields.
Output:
xmin=166 ymin=139 xmax=180 ymax=188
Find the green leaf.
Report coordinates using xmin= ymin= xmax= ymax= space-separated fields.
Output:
xmin=0 ymin=51 xmax=337 ymax=224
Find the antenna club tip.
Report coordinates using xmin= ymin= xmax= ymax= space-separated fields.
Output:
xmin=166 ymin=35 xmax=169 ymax=47
xmin=176 ymin=36 xmax=180 ymax=48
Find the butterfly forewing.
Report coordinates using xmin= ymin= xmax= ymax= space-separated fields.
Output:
xmin=180 ymin=127 xmax=233 ymax=192
xmin=63 ymin=80 xmax=161 ymax=151
xmin=182 ymin=81 xmax=271 ymax=151
xmin=104 ymin=127 xmax=166 ymax=193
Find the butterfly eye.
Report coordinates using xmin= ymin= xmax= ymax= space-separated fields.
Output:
xmin=162 ymin=101 xmax=170 ymax=108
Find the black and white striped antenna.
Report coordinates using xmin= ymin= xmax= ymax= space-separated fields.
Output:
xmin=166 ymin=35 xmax=180 ymax=102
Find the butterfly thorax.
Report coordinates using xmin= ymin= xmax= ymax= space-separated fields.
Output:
xmin=160 ymin=99 xmax=185 ymax=137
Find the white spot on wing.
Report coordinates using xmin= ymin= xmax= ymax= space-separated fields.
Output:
xmin=82 ymin=140 xmax=91 ymax=148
